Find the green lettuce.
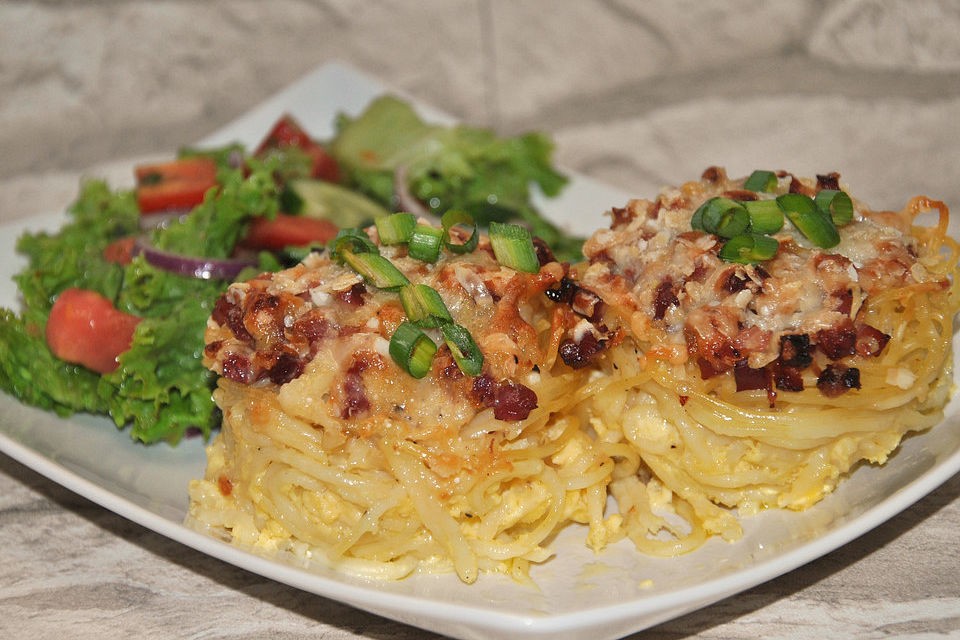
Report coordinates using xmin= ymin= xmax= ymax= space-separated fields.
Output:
xmin=0 ymin=161 xmax=284 ymax=444
xmin=331 ymin=96 xmax=580 ymax=260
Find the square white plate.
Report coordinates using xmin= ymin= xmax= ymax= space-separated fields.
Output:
xmin=1 ymin=62 xmax=959 ymax=640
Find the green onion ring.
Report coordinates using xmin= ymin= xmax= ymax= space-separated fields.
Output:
xmin=341 ymin=250 xmax=410 ymax=291
xmin=777 ymin=193 xmax=840 ymax=249
xmin=389 ymin=322 xmax=437 ymax=378
xmin=408 ymin=223 xmax=443 ymax=263
xmin=441 ymin=209 xmax=479 ymax=254
xmin=744 ymin=170 xmax=778 ymax=193
xmin=743 ymin=199 xmax=784 ymax=234
xmin=400 ymin=284 xmax=453 ymax=328
xmin=718 ymin=233 xmax=780 ymax=264
xmin=440 ymin=322 xmax=484 ymax=376
xmin=488 ymin=222 xmax=539 ymax=273
xmin=375 ymin=212 xmax=417 ymax=245
xmin=814 ymin=189 xmax=854 ymax=227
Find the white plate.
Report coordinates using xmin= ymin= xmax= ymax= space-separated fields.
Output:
xmin=1 ymin=63 xmax=959 ymax=640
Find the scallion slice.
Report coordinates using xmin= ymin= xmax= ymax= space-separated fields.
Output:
xmin=375 ymin=212 xmax=417 ymax=245
xmin=389 ymin=322 xmax=437 ymax=378
xmin=329 ymin=228 xmax=379 ymax=263
xmin=718 ymin=233 xmax=779 ymax=264
xmin=441 ymin=209 xmax=479 ymax=254
xmin=408 ymin=223 xmax=443 ymax=263
xmin=440 ymin=322 xmax=484 ymax=376
xmin=400 ymin=284 xmax=453 ymax=328
xmin=489 ymin=222 xmax=539 ymax=273
xmin=744 ymin=170 xmax=778 ymax=193
xmin=814 ymin=189 xmax=853 ymax=227
xmin=693 ymin=197 xmax=749 ymax=238
xmin=743 ymin=199 xmax=784 ymax=234
xmin=777 ymin=193 xmax=840 ymax=249
xmin=341 ymin=250 xmax=410 ymax=291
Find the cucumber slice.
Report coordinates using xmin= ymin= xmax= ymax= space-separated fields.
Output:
xmin=281 ymin=179 xmax=390 ymax=229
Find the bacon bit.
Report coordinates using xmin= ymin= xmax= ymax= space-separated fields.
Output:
xmin=816 ymin=173 xmax=841 ymax=191
xmin=243 ymin=292 xmax=293 ymax=346
xmin=531 ymin=237 xmax=556 ymax=266
xmin=855 ymin=324 xmax=891 ymax=357
xmin=493 ymin=382 xmax=538 ymax=421
xmin=212 ymin=295 xmax=252 ymax=343
xmin=571 ymin=289 xmax=603 ymax=320
xmin=817 ymin=364 xmax=861 ymax=397
xmin=611 ymin=206 xmax=634 ymax=227
xmin=786 ymin=173 xmax=816 ymax=197
xmin=775 ymin=365 xmax=804 ymax=392
xmin=291 ymin=309 xmax=332 ymax=343
xmin=754 ymin=265 xmax=771 ymax=280
xmin=678 ymin=395 xmax=689 ymax=406
xmin=472 ymin=374 xmax=497 ymax=408
xmin=779 ymin=334 xmax=812 ymax=368
xmin=721 ymin=270 xmax=749 ymax=294
xmin=832 ymin=288 xmax=853 ymax=315
xmin=203 ymin=340 xmax=224 ymax=359
xmin=217 ymin=474 xmax=233 ymax=497
xmin=816 ymin=320 xmax=856 ymax=359
xmin=723 ymin=189 xmax=759 ymax=202
xmin=336 ymin=282 xmax=367 ymax=307
xmin=268 ymin=352 xmax=304 ymax=385
xmin=221 ymin=352 xmax=251 ymax=384
xmin=701 ymin=166 xmax=725 ymax=183
xmin=697 ymin=357 xmax=730 ymax=379
xmin=559 ymin=332 xmax=606 ymax=369
xmin=646 ymin=200 xmax=661 ymax=220
xmin=653 ymin=280 xmax=679 ymax=320
xmin=734 ymin=360 xmax=770 ymax=391
xmin=734 ymin=325 xmax=771 ymax=355
xmin=689 ymin=259 xmax=711 ymax=283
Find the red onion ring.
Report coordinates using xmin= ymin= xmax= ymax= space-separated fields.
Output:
xmin=132 ymin=237 xmax=256 ymax=281
xmin=393 ymin=165 xmax=432 ymax=218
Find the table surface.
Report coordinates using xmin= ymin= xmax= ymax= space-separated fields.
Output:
xmin=2 ymin=1 xmax=960 ymax=635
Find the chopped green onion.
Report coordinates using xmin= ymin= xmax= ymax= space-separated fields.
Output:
xmin=743 ymin=199 xmax=784 ymax=234
xmin=489 ymin=222 xmax=539 ymax=273
xmin=440 ymin=322 xmax=484 ymax=376
xmin=389 ymin=322 xmax=437 ymax=378
xmin=408 ymin=223 xmax=443 ymax=263
xmin=693 ymin=197 xmax=749 ymax=238
xmin=744 ymin=170 xmax=778 ymax=193
xmin=441 ymin=209 xmax=479 ymax=254
xmin=777 ymin=193 xmax=840 ymax=249
xmin=341 ymin=250 xmax=410 ymax=291
xmin=329 ymin=228 xmax=378 ymax=263
xmin=400 ymin=284 xmax=453 ymax=328
xmin=375 ymin=212 xmax=416 ymax=245
xmin=814 ymin=189 xmax=854 ymax=227
xmin=718 ymin=233 xmax=780 ymax=264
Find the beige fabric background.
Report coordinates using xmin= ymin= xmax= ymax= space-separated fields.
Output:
xmin=1 ymin=1 xmax=959 ymax=638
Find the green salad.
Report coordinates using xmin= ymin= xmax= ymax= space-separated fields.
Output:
xmin=0 ymin=96 xmax=577 ymax=444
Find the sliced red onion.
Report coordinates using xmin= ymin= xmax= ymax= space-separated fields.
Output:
xmin=138 ymin=209 xmax=192 ymax=232
xmin=132 ymin=237 xmax=256 ymax=281
xmin=393 ymin=164 xmax=432 ymax=218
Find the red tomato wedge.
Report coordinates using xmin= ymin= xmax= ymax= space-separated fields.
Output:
xmin=103 ymin=236 xmax=136 ymax=265
xmin=135 ymin=157 xmax=218 ymax=214
xmin=242 ymin=214 xmax=339 ymax=251
xmin=255 ymin=115 xmax=341 ymax=183
xmin=46 ymin=288 xmax=143 ymax=374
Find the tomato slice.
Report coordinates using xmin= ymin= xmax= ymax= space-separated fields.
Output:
xmin=103 ymin=236 xmax=136 ymax=265
xmin=242 ymin=214 xmax=339 ymax=251
xmin=135 ymin=157 xmax=218 ymax=214
xmin=255 ymin=115 xmax=341 ymax=183
xmin=46 ymin=288 xmax=143 ymax=374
